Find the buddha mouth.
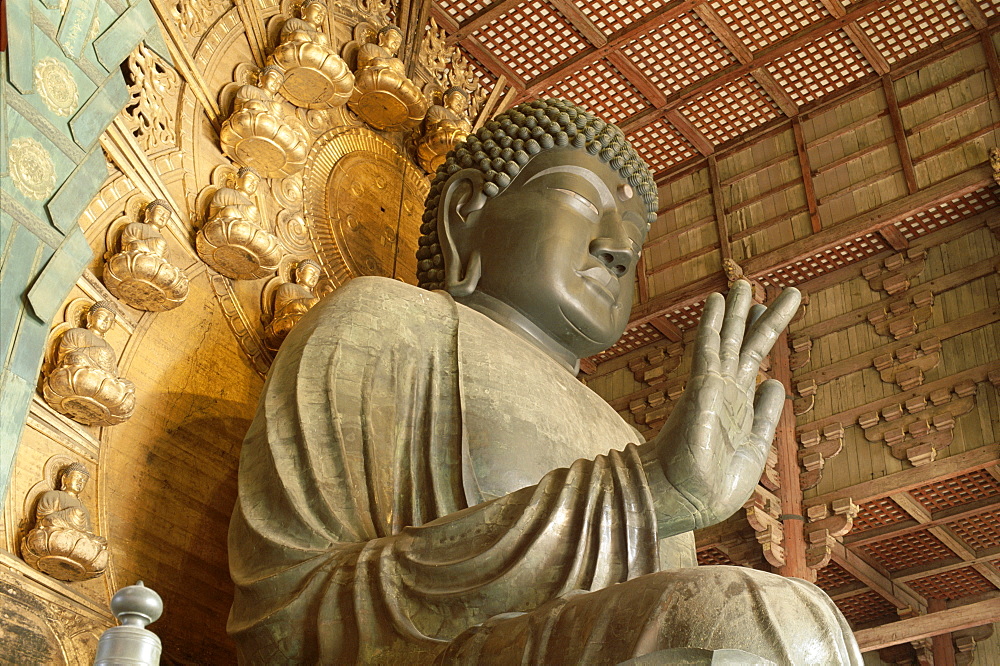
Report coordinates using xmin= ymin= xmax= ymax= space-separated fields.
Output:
xmin=577 ymin=266 xmax=620 ymax=302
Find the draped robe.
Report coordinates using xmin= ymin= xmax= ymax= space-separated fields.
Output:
xmin=229 ymin=277 xmax=861 ymax=664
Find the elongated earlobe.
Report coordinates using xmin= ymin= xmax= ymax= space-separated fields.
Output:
xmin=438 ymin=169 xmax=487 ymax=298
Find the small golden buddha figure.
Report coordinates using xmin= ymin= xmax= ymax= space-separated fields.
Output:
xmin=416 ymin=87 xmax=473 ymax=174
xmin=269 ymin=0 xmax=354 ymax=109
xmin=43 ymin=301 xmax=136 ymax=427
xmin=990 ymin=147 xmax=1000 ymax=186
xmin=103 ymin=200 xmax=190 ymax=311
xmin=263 ymin=259 xmax=322 ymax=351
xmin=220 ymin=66 xmax=308 ymax=178
xmin=22 ymin=464 xmax=109 ymax=582
xmin=349 ymin=24 xmax=428 ymax=131
xmin=22 ymin=463 xmax=108 ymax=582
xmin=197 ymin=167 xmax=283 ymax=280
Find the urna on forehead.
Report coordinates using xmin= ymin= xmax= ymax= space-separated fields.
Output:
xmin=416 ymin=98 xmax=659 ymax=290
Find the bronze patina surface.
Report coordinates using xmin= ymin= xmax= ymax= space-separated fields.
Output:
xmin=228 ymin=99 xmax=863 ymax=664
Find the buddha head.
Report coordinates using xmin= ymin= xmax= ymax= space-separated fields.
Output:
xmin=377 ymin=25 xmax=403 ymax=55
xmin=86 ymin=301 xmax=118 ymax=336
xmin=300 ymin=0 xmax=326 ymax=24
xmin=236 ymin=166 xmax=260 ymax=195
xmin=144 ymin=200 xmax=171 ymax=229
xmin=417 ymin=99 xmax=657 ymax=366
xmin=258 ymin=66 xmax=284 ymax=95
xmin=443 ymin=87 xmax=469 ymax=115
xmin=295 ymin=259 xmax=321 ymax=289
xmin=60 ymin=463 xmax=90 ymax=495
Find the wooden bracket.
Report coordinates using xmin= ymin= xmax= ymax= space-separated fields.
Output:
xmin=798 ymin=423 xmax=845 ymax=489
xmin=867 ymin=289 xmax=934 ymax=340
xmin=744 ymin=485 xmax=786 ymax=568
xmin=862 ymin=249 xmax=927 ymax=296
xmin=805 ymin=498 xmax=859 ymax=574
xmin=627 ymin=342 xmax=683 ymax=387
xmin=873 ymin=338 xmax=942 ymax=390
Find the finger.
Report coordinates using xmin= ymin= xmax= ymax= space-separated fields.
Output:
xmin=718 ymin=280 xmax=752 ymax=377
xmin=736 ymin=287 xmax=802 ymax=385
xmin=690 ymin=292 xmax=725 ymax=378
xmin=745 ymin=304 xmax=766 ymax=339
xmin=747 ymin=378 xmax=786 ymax=460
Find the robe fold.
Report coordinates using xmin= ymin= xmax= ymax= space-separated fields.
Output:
xmin=229 ymin=277 xmax=861 ymax=664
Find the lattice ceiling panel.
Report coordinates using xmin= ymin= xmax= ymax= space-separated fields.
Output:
xmin=853 ymin=497 xmax=912 ymax=533
xmin=667 ymin=299 xmax=707 ymax=331
xmin=910 ymin=469 xmax=1000 ymax=513
xmin=472 ymin=1 xmax=588 ymax=82
xmin=947 ymin=510 xmax=1000 ymax=553
xmin=894 ymin=188 xmax=1000 ymax=240
xmin=696 ymin=547 xmax=737 ymax=566
xmin=627 ymin=119 xmax=698 ymax=174
xmin=708 ymin=0 xmax=827 ymax=54
xmin=858 ymin=529 xmax=955 ymax=572
xmin=590 ymin=322 xmax=664 ymax=363
xmin=578 ymin=0 xmax=661 ymax=36
xmin=622 ymin=13 xmax=735 ymax=96
xmin=760 ymin=233 xmax=888 ymax=287
xmin=856 ymin=0 xmax=972 ymax=66
xmin=541 ymin=59 xmax=649 ymax=124
xmin=977 ymin=0 xmax=997 ymax=19
xmin=437 ymin=0 xmax=486 ymax=23
xmin=815 ymin=561 xmax=860 ymax=591
xmin=766 ymin=30 xmax=875 ymax=106
xmin=835 ymin=590 xmax=899 ymax=627
xmin=456 ymin=45 xmax=498 ymax=88
xmin=907 ymin=566 xmax=998 ymax=600
xmin=679 ymin=76 xmax=781 ymax=146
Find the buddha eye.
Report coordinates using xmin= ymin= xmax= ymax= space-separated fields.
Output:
xmin=550 ymin=188 xmax=599 ymax=217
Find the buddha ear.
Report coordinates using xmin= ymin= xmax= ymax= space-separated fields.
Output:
xmin=438 ymin=168 xmax=487 ymax=298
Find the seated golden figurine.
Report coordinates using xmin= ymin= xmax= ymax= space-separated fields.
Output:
xmin=263 ymin=259 xmax=322 ymax=351
xmin=349 ymin=25 xmax=428 ymax=131
xmin=43 ymin=301 xmax=136 ymax=427
xmin=416 ymin=87 xmax=473 ymax=174
xmin=103 ymin=200 xmax=190 ymax=311
xmin=21 ymin=463 xmax=108 ymax=582
xmin=268 ymin=0 xmax=354 ymax=109
xmin=197 ymin=167 xmax=283 ymax=280
xmin=220 ymin=66 xmax=308 ymax=178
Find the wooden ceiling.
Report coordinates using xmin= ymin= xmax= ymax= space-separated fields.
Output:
xmin=426 ymin=0 xmax=1000 ymax=658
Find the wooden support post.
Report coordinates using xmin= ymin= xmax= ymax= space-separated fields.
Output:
xmin=707 ymin=156 xmax=733 ymax=264
xmin=882 ymin=75 xmax=918 ymax=194
xmin=792 ymin=118 xmax=821 ymax=233
xmin=930 ymin=598 xmax=958 ymax=666
xmin=769 ymin=292 xmax=809 ymax=579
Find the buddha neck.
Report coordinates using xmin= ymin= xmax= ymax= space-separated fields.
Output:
xmin=455 ymin=290 xmax=580 ymax=375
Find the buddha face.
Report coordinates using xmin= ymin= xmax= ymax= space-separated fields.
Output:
xmin=259 ymin=69 xmax=283 ymax=94
xmin=444 ymin=89 xmax=468 ymax=114
xmin=62 ymin=470 xmax=88 ymax=494
xmin=296 ymin=262 xmax=321 ymax=288
xmin=379 ymin=28 xmax=402 ymax=54
xmin=302 ymin=1 xmax=325 ymax=23
xmin=145 ymin=204 xmax=170 ymax=228
xmin=87 ymin=308 xmax=115 ymax=334
xmin=237 ymin=171 xmax=260 ymax=195
xmin=444 ymin=147 xmax=648 ymax=358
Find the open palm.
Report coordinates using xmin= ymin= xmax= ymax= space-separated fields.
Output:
xmin=654 ymin=280 xmax=801 ymax=530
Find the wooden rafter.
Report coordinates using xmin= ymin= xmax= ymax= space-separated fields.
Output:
xmin=792 ymin=118 xmax=821 ymax=233
xmin=831 ymin=541 xmax=925 ymax=612
xmin=547 ymin=0 xmax=606 ymax=47
xmin=881 ymin=76 xmax=918 ymax=195
xmin=707 ymin=155 xmax=732 ymax=264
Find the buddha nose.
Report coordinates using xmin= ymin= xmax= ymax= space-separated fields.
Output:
xmin=589 ymin=238 xmax=635 ymax=278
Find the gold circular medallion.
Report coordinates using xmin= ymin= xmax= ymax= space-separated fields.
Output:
xmin=304 ymin=126 xmax=428 ymax=287
xmin=9 ymin=137 xmax=57 ymax=200
xmin=34 ymin=57 xmax=79 ymax=117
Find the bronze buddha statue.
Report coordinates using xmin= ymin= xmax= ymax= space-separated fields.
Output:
xmin=43 ymin=301 xmax=136 ymax=427
xmin=22 ymin=462 xmax=108 ymax=582
xmin=229 ymin=99 xmax=861 ymax=664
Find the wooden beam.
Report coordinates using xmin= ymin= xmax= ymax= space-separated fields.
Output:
xmin=831 ymin=541 xmax=924 ymax=611
xmin=578 ymin=357 xmax=596 ymax=375
xmin=753 ymin=68 xmax=799 ymax=117
xmin=792 ymin=118 xmax=820 ymax=233
xmin=982 ymin=31 xmax=1000 ymax=100
xmin=882 ymin=75 xmax=918 ymax=194
xmin=649 ymin=315 xmax=683 ymax=343
xmin=845 ymin=496 xmax=1000 ymax=547
xmin=635 ymin=254 xmax=649 ymax=304
xmin=805 ymin=444 xmax=1000 ymax=508
xmin=896 ymin=551 xmax=1000 ymax=583
xmin=606 ymin=50 xmax=667 ymax=107
xmin=664 ymin=109 xmax=714 ymax=156
xmin=693 ymin=4 xmax=752 ymax=64
xmin=854 ymin=597 xmax=1000 ymax=652
xmin=459 ymin=36 xmax=526 ymax=90
xmin=843 ymin=23 xmax=891 ymax=75
xmin=707 ymin=156 xmax=732 ymax=264
xmin=445 ymin=0 xmax=521 ymax=44
xmin=547 ymin=0 xmax=606 ymax=47
xmin=955 ymin=0 xmax=988 ymax=30
xmin=878 ymin=224 xmax=910 ymax=250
